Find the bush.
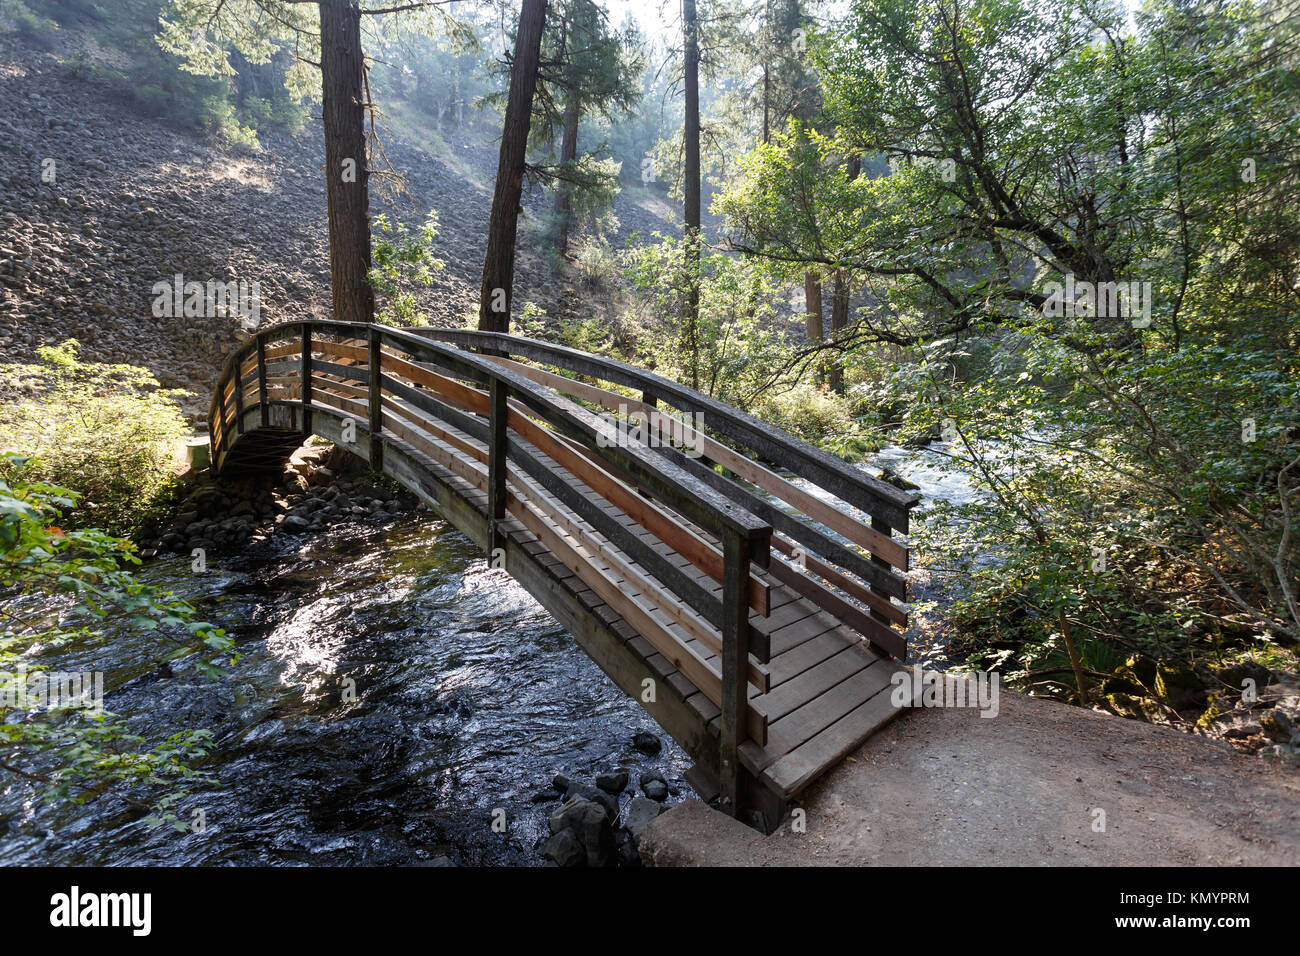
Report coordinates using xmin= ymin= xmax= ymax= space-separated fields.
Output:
xmin=752 ymin=385 xmax=866 ymax=452
xmin=0 ymin=340 xmax=191 ymax=536
xmin=132 ymin=83 xmax=171 ymax=117
xmin=0 ymin=459 xmax=232 ymax=821
xmin=574 ymin=235 xmax=617 ymax=287
xmin=368 ymin=213 xmax=444 ymax=327
xmin=2 ymin=0 xmax=59 ymax=48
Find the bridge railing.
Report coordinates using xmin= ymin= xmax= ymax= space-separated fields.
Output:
xmin=210 ymin=319 xmax=782 ymax=810
xmin=413 ymin=330 xmax=918 ymax=661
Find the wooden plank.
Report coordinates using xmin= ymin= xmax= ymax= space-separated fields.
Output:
xmin=483 ymin=354 xmax=906 ymax=566
xmin=759 ymin=643 xmax=874 ymax=723
xmin=507 ymin=433 xmax=733 ymax=637
xmin=367 ymin=326 xmax=384 ymax=473
xmin=312 ymin=338 xmax=369 ymax=364
xmin=664 ymin=445 xmax=909 ymax=601
xmin=507 ymin=488 xmax=768 ymax=745
xmin=719 ymin=527 xmax=753 ymax=814
xmin=384 ymin=353 xmax=490 ymax=415
xmin=447 ymin=332 xmax=916 ymax=530
xmin=761 ymin=676 xmax=913 ymax=798
xmin=512 ymin=466 xmax=769 ymax=693
xmin=767 ymin=551 xmax=907 ymax=660
xmin=533 ymin=418 xmax=771 ymax=615
xmin=760 ymin=659 xmax=897 ymax=767
xmin=773 ymin=533 xmax=906 ymax=626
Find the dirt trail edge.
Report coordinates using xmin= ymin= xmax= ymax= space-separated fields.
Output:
xmin=639 ymin=690 xmax=1300 ymax=866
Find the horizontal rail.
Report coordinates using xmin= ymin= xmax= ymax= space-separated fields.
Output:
xmin=413 ymin=329 xmax=919 ymax=530
xmin=408 ymin=331 xmax=916 ymax=658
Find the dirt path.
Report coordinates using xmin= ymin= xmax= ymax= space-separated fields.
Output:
xmin=639 ymin=689 xmax=1300 ymax=865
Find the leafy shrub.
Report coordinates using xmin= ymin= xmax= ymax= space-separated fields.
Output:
xmin=368 ymin=213 xmax=444 ymax=327
xmin=132 ymin=83 xmax=171 ymax=116
xmin=574 ymin=235 xmax=617 ymax=287
xmin=1 ymin=1 xmax=59 ymax=48
xmin=0 ymin=340 xmax=191 ymax=536
xmin=0 ymin=459 xmax=232 ymax=820
xmin=752 ymin=385 xmax=863 ymax=450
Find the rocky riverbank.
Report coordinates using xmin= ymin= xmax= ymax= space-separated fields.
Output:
xmin=142 ymin=444 xmax=422 ymax=558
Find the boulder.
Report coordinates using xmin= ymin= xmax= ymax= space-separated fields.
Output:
xmin=596 ymin=771 xmax=629 ymax=794
xmin=632 ymin=731 xmax=661 ymax=755
xmin=548 ymin=796 xmax=614 ymax=867
xmin=540 ymin=828 xmax=585 ymax=868
xmin=621 ymin=795 xmax=665 ymax=843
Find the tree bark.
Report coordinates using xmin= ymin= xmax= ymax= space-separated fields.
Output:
xmin=319 ymin=0 xmax=374 ymax=326
xmin=804 ymin=268 xmax=823 ymax=383
xmin=553 ymin=94 xmax=581 ymax=256
xmin=478 ymin=0 xmax=548 ymax=332
xmin=828 ymin=266 xmax=849 ymax=390
xmin=682 ymin=0 xmax=702 ymax=389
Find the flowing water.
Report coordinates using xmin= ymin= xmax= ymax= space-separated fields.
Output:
xmin=0 ymin=514 xmax=691 ymax=866
xmin=0 ymin=441 xmax=976 ymax=866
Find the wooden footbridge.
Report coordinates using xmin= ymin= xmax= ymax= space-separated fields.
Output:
xmin=209 ymin=321 xmax=919 ymax=830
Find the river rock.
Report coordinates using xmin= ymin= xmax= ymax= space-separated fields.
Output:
xmin=596 ymin=771 xmax=628 ymax=794
xmin=547 ymin=796 xmax=614 ymax=867
xmin=540 ymin=828 xmax=585 ymax=868
xmin=640 ymin=771 xmax=669 ymax=802
xmin=621 ymin=795 xmax=665 ymax=842
xmin=632 ymin=731 xmax=661 ymax=755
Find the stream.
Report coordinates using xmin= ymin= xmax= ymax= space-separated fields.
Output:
xmin=0 ymin=440 xmax=976 ymax=866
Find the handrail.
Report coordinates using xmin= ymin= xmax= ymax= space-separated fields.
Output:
xmin=213 ymin=320 xmax=771 ymax=542
xmin=412 ymin=328 xmax=920 ymax=532
xmin=407 ymin=327 xmax=915 ymax=663
xmin=209 ymin=319 xmax=776 ymax=813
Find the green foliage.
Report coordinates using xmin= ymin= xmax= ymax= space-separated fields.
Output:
xmin=702 ymin=0 xmax=1300 ymax=720
xmin=752 ymin=384 xmax=871 ymax=454
xmin=573 ymin=234 xmax=617 ymax=287
xmin=622 ymin=233 xmax=792 ymax=401
xmin=0 ymin=340 xmax=191 ymax=537
xmin=1 ymin=0 xmax=60 ymax=48
xmin=0 ymin=459 xmax=234 ymax=820
xmin=367 ymin=213 xmax=445 ymax=327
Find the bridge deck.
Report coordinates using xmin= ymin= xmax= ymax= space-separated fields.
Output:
xmin=210 ymin=323 xmax=918 ymax=828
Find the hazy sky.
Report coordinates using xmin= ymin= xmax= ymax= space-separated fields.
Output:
xmin=599 ymin=0 xmax=1142 ymax=43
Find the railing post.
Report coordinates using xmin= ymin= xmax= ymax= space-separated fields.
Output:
xmin=488 ymin=377 xmax=509 ymax=562
xmin=719 ymin=526 xmax=752 ymax=816
xmin=233 ymin=353 xmax=246 ymax=434
xmin=300 ymin=323 xmax=313 ymax=435
xmin=869 ymin=516 xmax=893 ymax=626
xmin=256 ymin=336 xmax=269 ymax=427
xmin=368 ymin=326 xmax=384 ymax=472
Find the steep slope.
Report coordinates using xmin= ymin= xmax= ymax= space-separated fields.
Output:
xmin=0 ymin=32 xmax=667 ymax=419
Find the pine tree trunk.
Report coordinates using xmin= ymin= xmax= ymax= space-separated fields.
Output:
xmin=829 ymin=267 xmax=849 ymax=391
xmin=805 ymin=269 xmax=823 ymax=383
xmin=682 ymin=0 xmax=702 ymax=389
xmin=478 ymin=0 xmax=548 ymax=333
xmin=553 ymin=95 xmax=580 ymax=257
xmin=319 ymin=0 xmax=374 ymax=326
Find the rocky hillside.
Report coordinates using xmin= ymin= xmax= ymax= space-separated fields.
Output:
xmin=0 ymin=31 xmax=673 ymax=418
